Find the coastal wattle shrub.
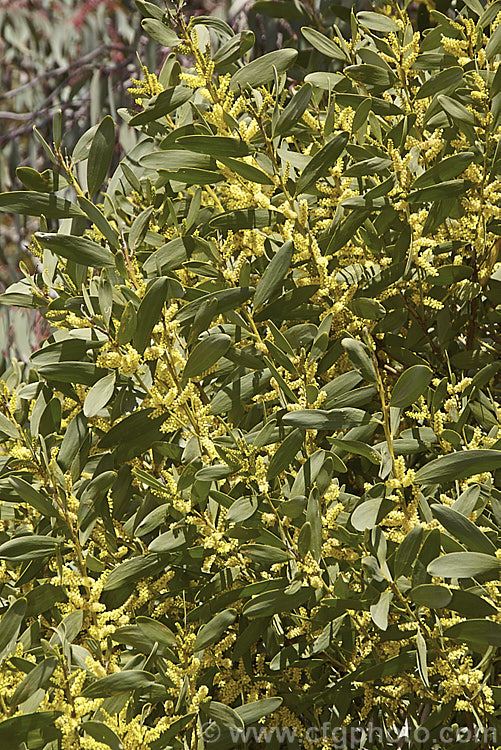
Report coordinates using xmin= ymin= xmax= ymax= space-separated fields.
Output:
xmin=0 ymin=0 xmax=500 ymax=747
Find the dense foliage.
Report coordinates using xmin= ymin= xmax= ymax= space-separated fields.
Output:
xmin=0 ymin=0 xmax=500 ymax=747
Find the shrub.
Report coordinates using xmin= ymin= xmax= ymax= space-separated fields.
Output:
xmin=0 ymin=1 xmax=500 ymax=747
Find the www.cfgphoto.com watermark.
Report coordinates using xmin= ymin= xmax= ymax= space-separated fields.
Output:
xmin=201 ymin=721 xmax=498 ymax=747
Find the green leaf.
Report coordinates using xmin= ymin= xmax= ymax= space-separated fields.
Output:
xmin=486 ymin=22 xmax=501 ymax=60
xmin=83 ymin=373 xmax=116 ymax=418
xmin=394 ymin=525 xmax=423 ymax=578
xmin=129 ymin=86 xmax=191 ymax=125
xmin=427 ymin=552 xmax=501 ymax=578
xmin=183 ymin=334 xmax=231 ymax=380
xmin=0 ymin=598 xmax=27 ymax=663
xmin=242 ymin=586 xmax=311 ymax=618
xmin=103 ymin=555 xmax=163 ymax=591
xmin=370 ymin=590 xmax=392 ymax=630
xmin=431 ymin=504 xmax=497 ymax=555
xmin=87 ymin=115 xmax=115 ymax=198
xmin=0 ymin=413 xmax=19 ymax=439
xmin=177 ymin=136 xmax=250 ymax=158
xmin=140 ymin=150 xmax=213 ymax=171
xmin=148 ymin=527 xmax=188 ymax=553
xmin=141 ymin=17 xmax=181 ymax=46
xmin=274 ymin=83 xmax=313 ymax=136
xmin=416 ymin=629 xmax=429 ymax=688
xmin=282 ymin=408 xmax=367 ymax=430
xmin=117 ymin=301 xmax=138 ymax=346
xmin=16 ymin=166 xmax=55 ymax=192
xmin=196 ymin=465 xmax=231 ymax=481
xmin=411 ymin=152 xmax=475 ymax=188
xmin=351 ymin=497 xmax=394 ymax=531
xmin=267 ymin=428 xmax=304 ymax=479
xmin=437 ymin=94 xmax=475 ymax=132
xmin=242 ymin=544 xmax=292 ymax=564
xmin=341 ymin=338 xmax=377 ymax=383
xmin=77 ymin=196 xmax=119 ymax=248
xmin=82 ymin=670 xmax=156 ymax=698
xmin=301 ymin=27 xmax=347 ymax=60
xmin=229 ymin=49 xmax=298 ymax=90
xmin=415 ymin=66 xmax=463 ymax=99
xmin=345 ymin=64 xmax=396 ymax=87
xmin=208 ymin=701 xmax=245 ymax=730
xmin=129 ymin=206 xmax=153 ymax=251
xmin=254 ymin=240 xmax=293 ymax=308
xmin=407 ymin=179 xmax=467 ymax=203
xmin=218 ymin=157 xmax=273 ymax=185
xmin=9 ymin=477 xmax=57 ymax=516
xmin=414 ymin=449 xmax=501 ymax=484
xmin=9 ymin=657 xmax=58 ymax=709
xmin=136 ymin=616 xmax=176 ymax=646
xmin=133 ymin=277 xmax=170 ymax=353
xmin=208 ymin=209 xmax=276 ymax=232
xmin=390 ymin=365 xmax=433 ymax=408
xmin=0 ymin=191 xmax=83 ymax=218
xmin=410 ymin=584 xmax=452 ymax=609
xmin=0 ymin=712 xmax=61 ymax=745
xmin=0 ymin=536 xmax=59 ymax=563
xmin=234 ymin=697 xmax=283 ymax=723
xmin=296 ymin=131 xmax=349 ymax=194
xmin=82 ymin=722 xmax=124 ymax=750
xmin=194 ymin=609 xmax=237 ymax=651
xmin=328 ymin=438 xmax=381 ymax=464
xmin=357 ymin=11 xmax=399 ymax=32
xmin=344 ymin=157 xmax=392 ymax=177
xmin=445 ymin=619 xmax=501 ymax=646
xmin=348 ymin=297 xmax=386 ymax=320
xmin=177 ymin=287 xmax=253 ymax=327
xmin=35 ymin=233 xmax=115 ymax=268
xmin=427 ymin=264 xmax=473 ymax=285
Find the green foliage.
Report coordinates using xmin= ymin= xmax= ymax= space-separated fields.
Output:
xmin=0 ymin=0 xmax=500 ymax=747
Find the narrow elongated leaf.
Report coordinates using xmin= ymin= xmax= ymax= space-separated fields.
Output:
xmin=345 ymin=64 xmax=396 ymax=87
xmin=301 ymin=27 xmax=347 ymax=60
xmin=183 ymin=334 xmax=231 ymax=379
xmin=35 ymin=233 xmax=115 ymax=268
xmin=254 ymin=240 xmax=293 ymax=308
xmin=267 ymin=428 xmax=304 ymax=479
xmin=415 ymin=66 xmax=462 ymax=99
xmin=83 ymin=373 xmax=116 ymax=417
xmin=87 ymin=115 xmax=115 ymax=198
xmin=414 ymin=450 xmax=501 ymax=484
xmin=357 ymin=11 xmax=399 ymax=32
xmin=427 ymin=552 xmax=501 ymax=578
xmin=82 ymin=722 xmax=124 ymax=750
xmin=194 ymin=609 xmax=237 ymax=651
xmin=341 ymin=338 xmax=377 ymax=383
xmin=10 ymin=657 xmax=57 ymax=708
xmin=0 ymin=536 xmax=59 ymax=563
xmin=129 ymin=86 xmax=191 ymax=125
xmin=177 ymin=136 xmax=250 ymax=157
xmin=0 ymin=598 xmax=27 ymax=662
xmin=296 ymin=132 xmax=349 ymax=194
xmin=229 ymin=49 xmax=298 ymax=90
xmin=431 ymin=504 xmax=497 ymax=555
xmin=274 ymin=83 xmax=312 ymax=136
xmin=390 ymin=365 xmax=433 ymax=408
xmin=82 ymin=671 xmax=156 ymax=698
xmin=283 ymin=408 xmax=367 ymax=430
xmin=0 ymin=192 xmax=83 ymax=218
xmin=103 ymin=555 xmax=163 ymax=591
xmin=133 ymin=277 xmax=169 ymax=353
xmin=445 ymin=620 xmax=501 ymax=646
